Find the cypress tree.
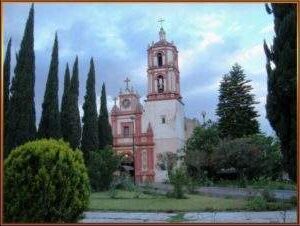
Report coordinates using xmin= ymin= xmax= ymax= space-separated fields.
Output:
xmin=4 ymin=38 xmax=12 ymax=117
xmin=38 ymin=34 xmax=61 ymax=139
xmin=66 ymin=56 xmax=81 ymax=149
xmin=263 ymin=4 xmax=296 ymax=181
xmin=4 ymin=38 xmax=12 ymax=158
xmin=98 ymin=83 xmax=113 ymax=149
xmin=6 ymin=4 xmax=36 ymax=154
xmin=60 ymin=63 xmax=71 ymax=142
xmin=216 ymin=63 xmax=259 ymax=139
xmin=81 ymin=58 xmax=99 ymax=162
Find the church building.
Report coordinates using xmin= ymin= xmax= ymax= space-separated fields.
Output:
xmin=110 ymin=26 xmax=186 ymax=183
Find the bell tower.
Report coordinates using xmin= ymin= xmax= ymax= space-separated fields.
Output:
xmin=143 ymin=23 xmax=185 ymax=182
xmin=146 ymin=25 xmax=181 ymax=101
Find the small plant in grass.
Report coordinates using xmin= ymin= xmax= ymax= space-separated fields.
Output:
xmin=142 ymin=182 xmax=153 ymax=195
xmin=168 ymin=165 xmax=188 ymax=199
xmin=246 ymin=196 xmax=267 ymax=211
xmin=109 ymin=177 xmax=119 ymax=198
xmin=109 ymin=187 xmax=118 ymax=199
xmin=133 ymin=186 xmax=143 ymax=198
xmin=116 ymin=174 xmax=135 ymax=191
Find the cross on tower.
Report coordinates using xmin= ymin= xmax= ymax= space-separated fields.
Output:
xmin=113 ymin=97 xmax=117 ymax=106
xmin=124 ymin=77 xmax=130 ymax=90
xmin=158 ymin=18 xmax=165 ymax=28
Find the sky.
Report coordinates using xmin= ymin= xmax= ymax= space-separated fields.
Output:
xmin=3 ymin=3 xmax=275 ymax=135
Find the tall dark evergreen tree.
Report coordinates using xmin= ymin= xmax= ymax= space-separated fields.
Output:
xmin=60 ymin=63 xmax=71 ymax=142
xmin=81 ymin=58 xmax=99 ymax=162
xmin=216 ymin=63 xmax=259 ymax=139
xmin=38 ymin=34 xmax=61 ymax=139
xmin=66 ymin=56 xmax=81 ymax=149
xmin=6 ymin=5 xmax=36 ymax=154
xmin=263 ymin=3 xmax=296 ymax=181
xmin=4 ymin=38 xmax=12 ymax=158
xmin=4 ymin=38 xmax=12 ymax=117
xmin=98 ymin=83 xmax=113 ymax=149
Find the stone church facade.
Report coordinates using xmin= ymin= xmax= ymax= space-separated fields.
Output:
xmin=110 ymin=27 xmax=186 ymax=183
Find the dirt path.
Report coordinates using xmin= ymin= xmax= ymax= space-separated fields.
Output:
xmin=81 ymin=210 xmax=297 ymax=223
xmin=146 ymin=183 xmax=296 ymax=200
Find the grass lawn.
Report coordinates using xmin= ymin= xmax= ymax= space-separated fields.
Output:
xmin=89 ymin=190 xmax=248 ymax=212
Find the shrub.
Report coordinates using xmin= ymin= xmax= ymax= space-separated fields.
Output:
xmin=168 ymin=166 xmax=188 ymax=199
xmin=114 ymin=174 xmax=135 ymax=191
xmin=238 ymin=178 xmax=247 ymax=188
xmin=246 ymin=196 xmax=267 ymax=211
xmin=288 ymin=195 xmax=297 ymax=206
xmin=198 ymin=171 xmax=214 ymax=186
xmin=261 ymin=189 xmax=276 ymax=202
xmin=88 ymin=147 xmax=120 ymax=191
xmin=186 ymin=177 xmax=198 ymax=194
xmin=4 ymin=139 xmax=90 ymax=223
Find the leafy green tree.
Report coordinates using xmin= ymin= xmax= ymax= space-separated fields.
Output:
xmin=213 ymin=134 xmax=282 ymax=181
xmin=98 ymin=83 xmax=113 ymax=149
xmin=66 ymin=57 xmax=81 ymax=149
xmin=263 ymin=3 xmax=297 ymax=181
xmin=185 ymin=120 xmax=219 ymax=179
xmin=60 ymin=63 xmax=71 ymax=142
xmin=249 ymin=134 xmax=283 ymax=179
xmin=4 ymin=38 xmax=12 ymax=158
xmin=88 ymin=147 xmax=120 ymax=191
xmin=4 ymin=139 xmax=90 ymax=223
xmin=38 ymin=34 xmax=61 ymax=139
xmin=81 ymin=58 xmax=99 ymax=162
xmin=6 ymin=5 xmax=36 ymax=154
xmin=216 ymin=64 xmax=259 ymax=139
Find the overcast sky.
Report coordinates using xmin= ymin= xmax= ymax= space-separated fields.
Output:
xmin=3 ymin=3 xmax=275 ymax=135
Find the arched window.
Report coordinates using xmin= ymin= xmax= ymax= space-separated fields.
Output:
xmin=157 ymin=53 xmax=163 ymax=67
xmin=142 ymin=150 xmax=147 ymax=171
xmin=157 ymin=75 xmax=164 ymax=93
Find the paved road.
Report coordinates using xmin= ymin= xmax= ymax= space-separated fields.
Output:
xmin=146 ymin=183 xmax=296 ymax=200
xmin=81 ymin=210 xmax=297 ymax=223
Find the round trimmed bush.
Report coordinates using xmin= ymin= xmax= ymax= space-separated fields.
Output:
xmin=4 ymin=139 xmax=90 ymax=223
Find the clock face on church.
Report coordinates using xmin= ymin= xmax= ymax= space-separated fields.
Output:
xmin=122 ymin=98 xmax=131 ymax=108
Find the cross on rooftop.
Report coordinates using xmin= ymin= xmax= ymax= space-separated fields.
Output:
xmin=124 ymin=77 xmax=130 ymax=90
xmin=158 ymin=18 xmax=165 ymax=28
xmin=113 ymin=97 xmax=117 ymax=105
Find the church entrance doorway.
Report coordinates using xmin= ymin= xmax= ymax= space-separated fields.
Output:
xmin=119 ymin=152 xmax=135 ymax=179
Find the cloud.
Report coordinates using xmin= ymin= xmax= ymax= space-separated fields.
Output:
xmin=260 ymin=24 xmax=273 ymax=34
xmin=4 ymin=3 xmax=275 ymax=135
xmin=229 ymin=44 xmax=263 ymax=65
xmin=183 ymin=77 xmax=221 ymax=97
xmin=179 ymin=32 xmax=224 ymax=76
xmin=227 ymin=21 xmax=242 ymax=33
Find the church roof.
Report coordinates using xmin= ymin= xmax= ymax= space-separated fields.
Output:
xmin=149 ymin=26 xmax=176 ymax=49
xmin=152 ymin=40 xmax=174 ymax=48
